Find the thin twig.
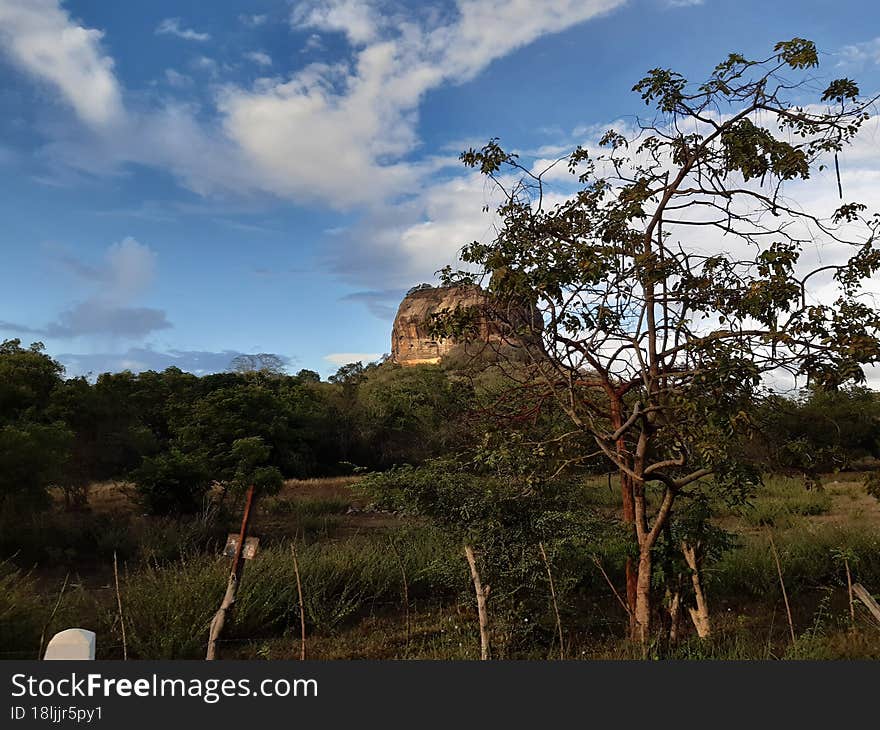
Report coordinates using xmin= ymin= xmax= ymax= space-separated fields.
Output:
xmin=38 ymin=572 xmax=70 ymax=660
xmin=539 ymin=542 xmax=565 ymax=659
xmin=291 ymin=540 xmax=307 ymax=661
xmin=768 ymin=530 xmax=796 ymax=645
xmin=844 ymin=557 xmax=855 ymax=628
xmin=113 ymin=551 xmax=128 ymax=660
xmin=591 ymin=555 xmax=631 ymax=617
xmin=388 ymin=536 xmax=410 ymax=649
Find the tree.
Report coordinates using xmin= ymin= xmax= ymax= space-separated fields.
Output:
xmin=362 ymin=453 xmax=609 ymax=658
xmin=0 ymin=340 xmax=71 ymax=510
xmin=437 ymin=39 xmax=880 ymax=644
xmin=354 ymin=364 xmax=473 ymax=467
xmin=132 ymin=449 xmax=211 ymax=515
xmin=228 ymin=353 xmax=287 ymax=375
xmin=0 ymin=339 xmax=64 ymax=420
xmin=756 ymin=386 xmax=880 ymax=475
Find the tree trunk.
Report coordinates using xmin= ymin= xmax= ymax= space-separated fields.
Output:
xmin=610 ymin=397 xmax=638 ymax=639
xmin=681 ymin=541 xmax=711 ymax=638
xmin=464 ymin=544 xmax=491 ymax=660
xmin=668 ymin=588 xmax=681 ymax=644
xmin=621 ymin=472 xmax=638 ymax=638
xmin=634 ymin=549 xmax=653 ymax=652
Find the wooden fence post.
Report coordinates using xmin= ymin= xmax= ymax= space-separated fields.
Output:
xmin=464 ymin=544 xmax=491 ymax=660
xmin=206 ymin=485 xmax=256 ymax=660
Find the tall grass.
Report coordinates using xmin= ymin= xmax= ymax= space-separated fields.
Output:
xmin=711 ymin=524 xmax=880 ymax=598
xmin=732 ymin=476 xmax=832 ymax=527
xmin=113 ymin=526 xmax=464 ymax=658
xmin=0 ymin=563 xmax=43 ymax=658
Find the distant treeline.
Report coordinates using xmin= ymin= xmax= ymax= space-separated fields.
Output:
xmin=0 ymin=339 xmax=473 ymax=514
xmin=1 ymin=338 xmax=878 ymax=515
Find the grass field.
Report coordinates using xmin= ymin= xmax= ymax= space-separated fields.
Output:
xmin=2 ymin=473 xmax=879 ymax=660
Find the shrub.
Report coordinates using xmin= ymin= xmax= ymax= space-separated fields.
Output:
xmin=133 ymin=450 xmax=211 ymax=515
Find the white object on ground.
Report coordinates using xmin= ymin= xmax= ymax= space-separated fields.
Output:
xmin=44 ymin=628 xmax=96 ymax=660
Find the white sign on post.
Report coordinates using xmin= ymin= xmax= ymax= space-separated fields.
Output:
xmin=43 ymin=628 xmax=96 ymax=660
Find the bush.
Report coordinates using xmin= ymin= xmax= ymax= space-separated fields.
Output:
xmin=133 ymin=450 xmax=211 ymax=515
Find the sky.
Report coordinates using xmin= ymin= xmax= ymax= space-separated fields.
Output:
xmin=1 ymin=0 xmax=879 ymax=379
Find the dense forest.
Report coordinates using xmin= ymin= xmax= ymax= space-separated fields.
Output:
xmin=0 ymin=338 xmax=473 ymax=515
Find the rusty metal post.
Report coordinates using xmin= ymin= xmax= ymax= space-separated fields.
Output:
xmin=206 ymin=485 xmax=256 ymax=660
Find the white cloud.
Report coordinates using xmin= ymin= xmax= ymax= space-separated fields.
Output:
xmin=103 ymin=237 xmax=158 ymax=299
xmin=2 ymin=1 xmax=628 ymax=208
xmin=302 ymin=33 xmax=325 ymax=53
xmin=1 ymin=1 xmax=634 ymax=278
xmin=239 ymin=14 xmax=268 ymax=28
xmin=190 ymin=55 xmax=219 ymax=75
xmin=323 ymin=352 xmax=381 ymax=365
xmin=291 ymin=0 xmax=380 ymax=45
xmin=155 ymin=17 xmax=210 ymax=42
xmin=0 ymin=237 xmax=171 ymax=340
xmin=664 ymin=0 xmax=703 ymax=8
xmin=164 ymin=68 xmax=193 ymax=88
xmin=244 ymin=50 xmax=272 ymax=67
xmin=0 ymin=0 xmax=123 ymax=128
xmin=839 ymin=37 xmax=880 ymax=67
xmin=218 ymin=0 xmax=626 ymax=206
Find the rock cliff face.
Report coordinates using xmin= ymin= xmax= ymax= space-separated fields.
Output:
xmin=390 ymin=284 xmax=538 ymax=366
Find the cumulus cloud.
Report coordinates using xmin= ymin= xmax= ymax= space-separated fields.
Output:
xmin=1 ymin=0 xmax=627 ymax=208
xmin=838 ymin=37 xmax=880 ymax=67
xmin=0 ymin=0 xmax=123 ymax=127
xmin=0 ymin=0 xmax=634 ymax=292
xmin=58 ymin=236 xmax=158 ymax=296
xmin=326 ymin=171 xmax=502 ymax=288
xmin=239 ymin=14 xmax=268 ymax=28
xmin=291 ymin=0 xmax=380 ymax=45
xmin=44 ymin=301 xmax=171 ymax=338
xmin=155 ymin=17 xmax=210 ymax=42
xmin=217 ymin=0 xmax=627 ymax=206
xmin=301 ymin=33 xmax=325 ymax=53
xmin=0 ymin=238 xmax=171 ymax=340
xmin=244 ymin=50 xmax=272 ymax=67
xmin=164 ymin=68 xmax=193 ymax=88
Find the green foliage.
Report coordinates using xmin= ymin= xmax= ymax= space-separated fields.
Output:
xmin=227 ymin=436 xmax=283 ymax=497
xmin=114 ymin=527 xmax=463 ymax=658
xmin=133 ymin=449 xmax=211 ymax=515
xmin=755 ymin=386 xmax=880 ymax=473
xmin=712 ymin=524 xmax=880 ymax=599
xmin=121 ymin=554 xmax=225 ymax=659
xmin=0 ymin=340 xmax=70 ymax=510
xmin=362 ymin=457 xmax=617 ymax=650
xmin=0 ymin=339 xmax=64 ymax=421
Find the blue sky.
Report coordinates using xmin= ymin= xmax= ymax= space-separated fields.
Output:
xmin=1 ymin=0 xmax=879 ymax=378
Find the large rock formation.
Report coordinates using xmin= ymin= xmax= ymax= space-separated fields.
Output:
xmin=390 ymin=284 xmax=539 ymax=366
